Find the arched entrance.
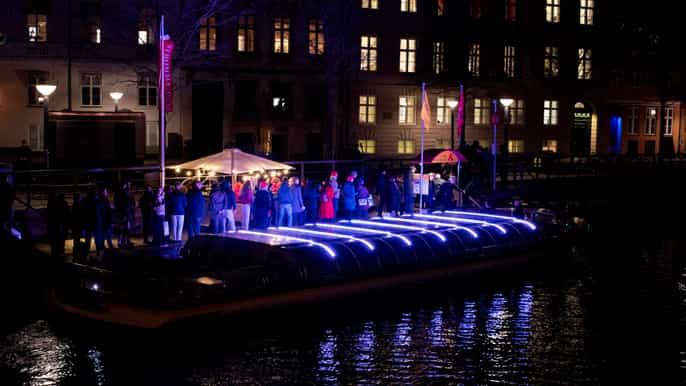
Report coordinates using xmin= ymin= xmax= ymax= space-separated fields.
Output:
xmin=572 ymin=102 xmax=597 ymax=155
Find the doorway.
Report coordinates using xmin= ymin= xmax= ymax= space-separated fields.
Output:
xmin=572 ymin=102 xmax=592 ymax=156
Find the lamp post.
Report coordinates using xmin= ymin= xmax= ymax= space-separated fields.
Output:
xmin=36 ymin=84 xmax=56 ymax=169
xmin=499 ymin=98 xmax=514 ymax=185
xmin=109 ymin=92 xmax=123 ymax=112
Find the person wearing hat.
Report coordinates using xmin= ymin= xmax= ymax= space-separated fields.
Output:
xmin=253 ymin=181 xmax=272 ymax=229
xmin=329 ymin=171 xmax=339 ymax=219
xmin=319 ymin=180 xmax=335 ymax=221
xmin=290 ymin=177 xmax=306 ymax=226
xmin=342 ymin=175 xmax=357 ymax=220
xmin=356 ymin=177 xmax=371 ymax=219
xmin=167 ymin=182 xmax=187 ymax=241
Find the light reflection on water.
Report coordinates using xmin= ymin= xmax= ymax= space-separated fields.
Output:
xmin=0 ymin=265 xmax=679 ymax=385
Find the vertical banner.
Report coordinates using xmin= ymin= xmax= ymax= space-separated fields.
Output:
xmin=161 ymin=38 xmax=175 ymax=112
xmin=456 ymin=84 xmax=464 ymax=142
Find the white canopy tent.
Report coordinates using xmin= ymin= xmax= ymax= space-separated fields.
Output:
xmin=171 ymin=148 xmax=294 ymax=175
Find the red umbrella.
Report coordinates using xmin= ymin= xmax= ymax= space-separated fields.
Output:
xmin=414 ymin=149 xmax=468 ymax=164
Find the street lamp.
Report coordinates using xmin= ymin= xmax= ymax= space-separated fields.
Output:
xmin=447 ymin=99 xmax=459 ymax=150
xmin=499 ymin=98 xmax=514 ymax=185
xmin=109 ymin=91 xmax=123 ymax=112
xmin=36 ymin=84 xmax=56 ymax=169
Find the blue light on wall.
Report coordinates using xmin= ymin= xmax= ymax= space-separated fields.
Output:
xmin=610 ymin=116 xmax=622 ymax=154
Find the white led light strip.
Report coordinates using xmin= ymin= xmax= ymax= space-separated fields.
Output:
xmin=306 ymin=223 xmax=413 ymax=246
xmin=347 ymin=220 xmax=447 ymax=242
xmin=443 ymin=210 xmax=537 ymax=230
xmin=237 ymin=230 xmax=336 ymax=258
xmin=378 ymin=216 xmax=479 ymax=239
xmin=269 ymin=227 xmax=375 ymax=251
xmin=407 ymin=213 xmax=507 ymax=234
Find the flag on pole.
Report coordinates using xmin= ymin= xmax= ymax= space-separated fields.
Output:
xmin=159 ymin=34 xmax=175 ymax=113
xmin=421 ymin=85 xmax=431 ymax=130
xmin=456 ymin=84 xmax=464 ymax=139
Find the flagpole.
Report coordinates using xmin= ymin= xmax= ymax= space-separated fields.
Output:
xmin=419 ymin=82 xmax=426 ymax=213
xmin=159 ymin=15 xmax=166 ymax=188
xmin=492 ymin=98 xmax=497 ymax=191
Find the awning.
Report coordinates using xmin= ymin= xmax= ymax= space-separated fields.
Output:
xmin=413 ymin=149 xmax=468 ymax=164
xmin=170 ymin=148 xmax=294 ymax=174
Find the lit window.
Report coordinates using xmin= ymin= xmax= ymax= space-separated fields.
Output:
xmin=664 ymin=108 xmax=673 ymax=136
xmin=308 ymin=19 xmax=325 ymax=55
xmin=577 ymin=48 xmax=592 ymax=79
xmin=399 ymin=96 xmax=416 ymax=124
xmin=360 ymin=35 xmax=378 ymax=71
xmin=138 ymin=30 xmax=149 ymax=45
xmin=509 ymin=99 xmax=525 ymax=125
xmin=398 ymin=140 xmax=415 ymax=154
xmin=401 ymin=0 xmax=417 ymax=13
xmin=579 ymin=0 xmax=594 ymax=25
xmin=508 ymin=140 xmax=524 ymax=153
xmin=473 ymin=98 xmax=490 ymax=125
xmin=542 ymin=140 xmax=558 ymax=152
xmin=359 ymin=95 xmax=376 ymax=124
xmin=199 ymin=16 xmax=217 ymax=51
xmin=138 ymin=8 xmax=154 ymax=45
xmin=358 ymin=140 xmax=376 ymax=154
xmin=470 ymin=0 xmax=481 ymax=19
xmin=504 ymin=45 xmax=516 ymax=78
xmin=27 ymin=14 xmax=47 ymax=42
xmin=138 ymin=74 xmax=157 ymax=106
xmin=399 ymin=38 xmax=416 ymax=73
xmin=28 ymin=72 xmax=46 ymax=105
xmin=81 ymin=73 xmax=102 ymax=106
xmin=468 ymin=44 xmax=480 ymax=77
xmin=237 ymin=15 xmax=255 ymax=52
xmin=362 ymin=0 xmax=379 ymax=9
xmin=543 ymin=100 xmax=558 ymax=125
xmin=628 ymin=107 xmax=638 ymax=135
xmin=544 ymin=46 xmax=560 ymax=78
xmin=437 ymin=0 xmax=444 ymax=16
xmin=273 ymin=17 xmax=290 ymax=54
xmin=546 ymin=0 xmax=560 ymax=23
xmin=436 ymin=97 xmax=449 ymax=124
xmin=433 ymin=42 xmax=445 ymax=74
xmin=505 ymin=0 xmax=517 ymax=22
xmin=90 ymin=24 xmax=101 ymax=44
xmin=645 ymin=108 xmax=656 ymax=135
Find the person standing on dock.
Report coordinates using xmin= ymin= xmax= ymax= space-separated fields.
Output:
xmin=277 ymin=177 xmax=294 ymax=227
xmin=291 ymin=177 xmax=306 ymax=226
xmin=253 ymin=181 xmax=271 ymax=229
xmin=330 ymin=171 xmax=339 ymax=219
xmin=223 ymin=181 xmax=237 ymax=232
xmin=403 ymin=166 xmax=415 ymax=216
xmin=319 ymin=180 xmax=335 ymax=221
xmin=167 ymin=182 xmax=187 ymax=242
xmin=139 ymin=185 xmax=155 ymax=244
xmin=342 ymin=175 xmax=357 ymax=220
xmin=357 ymin=178 xmax=371 ymax=219
xmin=186 ymin=180 xmax=205 ymax=239
xmin=237 ymin=180 xmax=254 ymax=230
xmin=114 ymin=181 xmax=135 ymax=248
xmin=388 ymin=176 xmax=402 ymax=217
xmin=375 ymin=170 xmax=388 ymax=218
xmin=48 ymin=192 xmax=69 ymax=257
xmin=152 ymin=187 xmax=166 ymax=245
xmin=208 ymin=184 xmax=229 ymax=233
xmin=303 ymin=178 xmax=319 ymax=224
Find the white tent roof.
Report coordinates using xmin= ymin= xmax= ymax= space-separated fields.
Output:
xmin=171 ymin=148 xmax=294 ymax=174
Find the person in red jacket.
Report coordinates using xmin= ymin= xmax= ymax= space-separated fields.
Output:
xmin=318 ymin=180 xmax=335 ymax=221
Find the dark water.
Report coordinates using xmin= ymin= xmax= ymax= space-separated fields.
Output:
xmin=0 ymin=240 xmax=682 ymax=386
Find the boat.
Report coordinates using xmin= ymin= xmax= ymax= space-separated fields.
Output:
xmin=46 ymin=211 xmax=565 ymax=329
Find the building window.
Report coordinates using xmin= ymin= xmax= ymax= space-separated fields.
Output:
xmin=360 ymin=35 xmax=378 ymax=71
xmin=399 ymin=96 xmax=416 ymax=124
xmin=237 ymin=15 xmax=255 ymax=52
xmin=398 ymin=140 xmax=415 ymax=154
xmin=28 ymin=73 xmax=46 ymax=105
xmin=307 ymin=18 xmax=325 ymax=55
xmin=508 ymin=140 xmax=524 ymax=153
xmin=470 ymin=0 xmax=481 ymax=19
xmin=543 ymin=100 xmax=558 ymax=125
xmin=504 ymin=45 xmax=516 ymax=78
xmin=664 ymin=108 xmax=673 ymax=136
xmin=542 ymin=139 xmax=558 ymax=152
xmin=199 ymin=16 xmax=217 ymax=51
xmin=578 ymin=48 xmax=592 ymax=79
xmin=138 ymin=30 xmax=149 ymax=45
xmin=509 ymin=99 xmax=525 ymax=125
xmin=138 ymin=9 xmax=154 ymax=45
xmin=401 ymin=0 xmax=417 ymax=13
xmin=358 ymin=140 xmax=376 ymax=154
xmin=433 ymin=42 xmax=445 ymax=74
xmin=546 ymin=0 xmax=560 ymax=23
xmin=644 ymin=140 xmax=656 ymax=155
xmin=272 ymin=83 xmax=292 ymax=118
xmin=468 ymin=44 xmax=480 ymax=77
xmin=544 ymin=46 xmax=559 ymax=78
xmin=27 ymin=14 xmax=47 ymax=42
xmin=628 ymin=107 xmax=638 ymax=134
xmin=645 ymin=107 xmax=656 ymax=135
xmin=579 ymin=0 xmax=594 ymax=25
xmin=505 ymin=0 xmax=517 ymax=22
xmin=29 ymin=124 xmax=43 ymax=151
xmin=473 ymin=98 xmax=489 ymax=125
xmin=89 ymin=23 xmax=101 ymax=44
xmin=359 ymin=95 xmax=376 ymax=124
xmin=362 ymin=0 xmax=379 ymax=9
xmin=399 ymin=38 xmax=417 ymax=73
xmin=138 ymin=74 xmax=157 ymax=106
xmin=81 ymin=73 xmax=102 ymax=106
xmin=436 ymin=96 xmax=449 ymax=124
xmin=632 ymin=72 xmax=641 ymax=88
xmin=437 ymin=0 xmax=444 ymax=16
xmin=273 ymin=17 xmax=290 ymax=54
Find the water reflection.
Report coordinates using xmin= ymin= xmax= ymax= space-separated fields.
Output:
xmin=316 ymin=329 xmax=339 ymax=384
